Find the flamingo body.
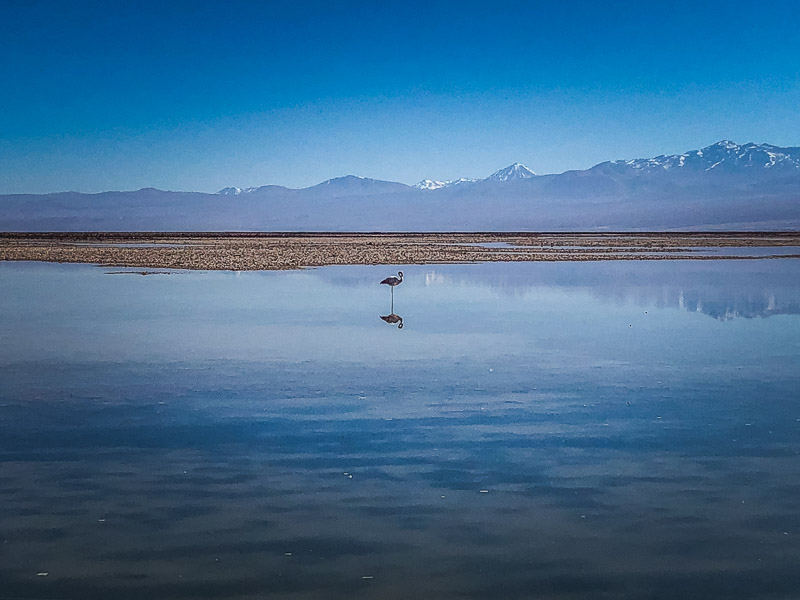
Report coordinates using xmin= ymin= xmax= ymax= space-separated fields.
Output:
xmin=380 ymin=271 xmax=404 ymax=287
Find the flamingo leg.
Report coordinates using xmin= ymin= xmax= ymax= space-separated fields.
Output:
xmin=391 ymin=286 xmax=394 ymax=313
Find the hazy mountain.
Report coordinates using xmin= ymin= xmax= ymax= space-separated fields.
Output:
xmin=2 ymin=141 xmax=799 ymax=231
xmin=302 ymin=175 xmax=411 ymax=198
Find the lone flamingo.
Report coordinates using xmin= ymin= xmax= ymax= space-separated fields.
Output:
xmin=380 ymin=271 xmax=403 ymax=312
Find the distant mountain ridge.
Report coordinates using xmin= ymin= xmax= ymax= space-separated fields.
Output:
xmin=214 ymin=141 xmax=800 ymax=195
xmin=612 ymin=140 xmax=800 ymax=173
xmin=407 ymin=163 xmax=535 ymax=190
xmin=3 ymin=141 xmax=799 ymax=232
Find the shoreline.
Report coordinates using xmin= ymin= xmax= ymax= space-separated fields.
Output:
xmin=2 ymin=232 xmax=799 ymax=271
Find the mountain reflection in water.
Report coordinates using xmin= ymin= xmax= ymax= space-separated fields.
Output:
xmin=410 ymin=260 xmax=800 ymax=320
xmin=1 ymin=259 xmax=799 ymax=600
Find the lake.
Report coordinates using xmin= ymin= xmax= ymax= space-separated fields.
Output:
xmin=1 ymin=259 xmax=799 ymax=599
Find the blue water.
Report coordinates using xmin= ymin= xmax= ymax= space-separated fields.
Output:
xmin=1 ymin=259 xmax=799 ymax=599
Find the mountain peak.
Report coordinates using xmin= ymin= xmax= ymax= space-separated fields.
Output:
xmin=217 ymin=186 xmax=261 ymax=195
xmin=218 ymin=186 xmax=242 ymax=195
xmin=487 ymin=163 xmax=537 ymax=181
xmin=414 ymin=179 xmax=448 ymax=190
xmin=707 ymin=140 xmax=739 ymax=150
xmin=305 ymin=174 xmax=411 ymax=197
xmin=320 ymin=175 xmax=368 ymax=185
xmin=618 ymin=141 xmax=800 ymax=172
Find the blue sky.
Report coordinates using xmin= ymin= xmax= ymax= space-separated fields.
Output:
xmin=2 ymin=0 xmax=799 ymax=193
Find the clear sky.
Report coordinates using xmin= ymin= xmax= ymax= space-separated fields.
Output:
xmin=2 ymin=0 xmax=799 ymax=193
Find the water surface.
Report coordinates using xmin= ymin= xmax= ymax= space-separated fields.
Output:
xmin=1 ymin=259 xmax=799 ymax=599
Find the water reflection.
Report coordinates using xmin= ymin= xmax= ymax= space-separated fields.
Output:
xmin=380 ymin=313 xmax=404 ymax=328
xmin=676 ymin=289 xmax=798 ymax=320
xmin=1 ymin=259 xmax=800 ymax=600
xmin=397 ymin=261 xmax=800 ymax=321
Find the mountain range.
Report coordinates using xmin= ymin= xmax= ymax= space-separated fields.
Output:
xmin=2 ymin=141 xmax=799 ymax=231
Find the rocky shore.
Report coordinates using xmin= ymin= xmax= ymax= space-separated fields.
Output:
xmin=1 ymin=232 xmax=799 ymax=271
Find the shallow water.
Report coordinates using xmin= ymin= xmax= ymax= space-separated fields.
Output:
xmin=450 ymin=242 xmax=800 ymax=257
xmin=1 ymin=259 xmax=799 ymax=600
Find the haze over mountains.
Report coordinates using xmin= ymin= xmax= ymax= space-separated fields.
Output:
xmin=2 ymin=141 xmax=799 ymax=231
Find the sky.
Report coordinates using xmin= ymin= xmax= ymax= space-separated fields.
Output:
xmin=1 ymin=0 xmax=799 ymax=194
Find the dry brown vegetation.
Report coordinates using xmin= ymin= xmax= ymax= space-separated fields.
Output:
xmin=1 ymin=232 xmax=799 ymax=271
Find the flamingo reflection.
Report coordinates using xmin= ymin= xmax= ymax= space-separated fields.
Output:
xmin=380 ymin=313 xmax=404 ymax=329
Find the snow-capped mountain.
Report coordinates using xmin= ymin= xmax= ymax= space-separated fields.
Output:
xmin=217 ymin=186 xmax=243 ymax=195
xmin=17 ymin=140 xmax=798 ymax=232
xmin=446 ymin=177 xmax=479 ymax=186
xmin=413 ymin=178 xmax=478 ymax=189
xmin=217 ymin=186 xmax=260 ymax=195
xmin=485 ymin=163 xmax=537 ymax=181
xmin=216 ymin=142 xmax=799 ymax=199
xmin=412 ymin=164 xmax=535 ymax=189
xmin=614 ymin=141 xmax=800 ymax=173
xmin=414 ymin=179 xmax=448 ymax=190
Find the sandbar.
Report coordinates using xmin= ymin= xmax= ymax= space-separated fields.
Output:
xmin=1 ymin=232 xmax=799 ymax=271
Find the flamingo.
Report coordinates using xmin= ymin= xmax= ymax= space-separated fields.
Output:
xmin=380 ymin=271 xmax=403 ymax=312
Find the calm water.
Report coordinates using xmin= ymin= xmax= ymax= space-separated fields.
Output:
xmin=1 ymin=259 xmax=799 ymax=600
